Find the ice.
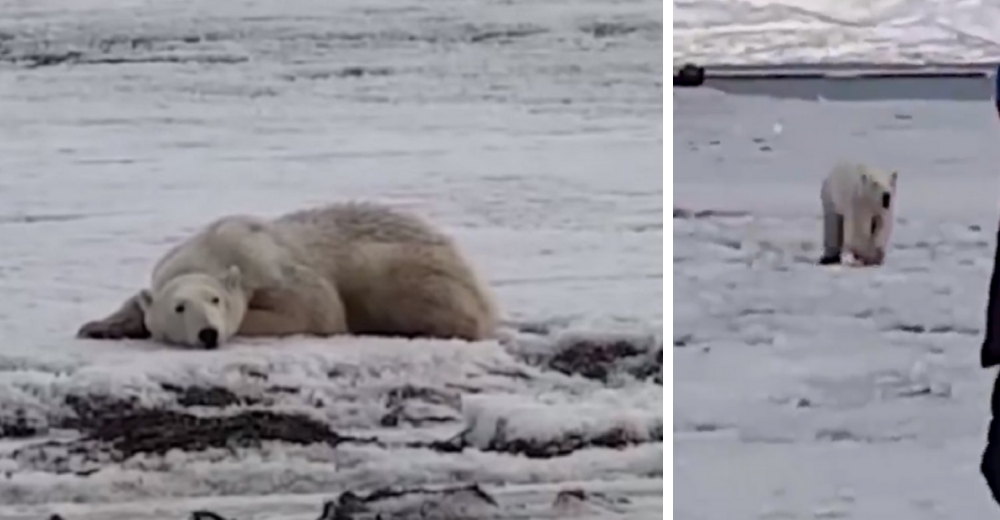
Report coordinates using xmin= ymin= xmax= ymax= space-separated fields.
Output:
xmin=673 ymin=0 xmax=1000 ymax=66
xmin=673 ymin=87 xmax=1000 ymax=517
xmin=0 ymin=0 xmax=663 ymax=517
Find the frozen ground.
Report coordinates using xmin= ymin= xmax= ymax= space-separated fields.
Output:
xmin=0 ymin=0 xmax=663 ymax=518
xmin=673 ymin=0 xmax=1000 ymax=66
xmin=674 ymin=86 xmax=1000 ymax=518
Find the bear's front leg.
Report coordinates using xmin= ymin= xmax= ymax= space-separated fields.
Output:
xmin=237 ymin=281 xmax=348 ymax=338
xmin=76 ymin=292 xmax=151 ymax=340
xmin=846 ymin=215 xmax=884 ymax=266
xmin=237 ymin=308 xmax=311 ymax=337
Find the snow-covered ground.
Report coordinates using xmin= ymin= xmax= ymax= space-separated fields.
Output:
xmin=674 ymin=87 xmax=1000 ymax=518
xmin=0 ymin=0 xmax=664 ymax=518
xmin=673 ymin=0 xmax=1000 ymax=66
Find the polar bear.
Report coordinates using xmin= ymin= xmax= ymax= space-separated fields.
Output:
xmin=818 ymin=161 xmax=898 ymax=266
xmin=77 ymin=202 xmax=499 ymax=348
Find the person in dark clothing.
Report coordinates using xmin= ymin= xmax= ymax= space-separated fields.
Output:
xmin=995 ymin=66 xmax=1000 ymax=121
xmin=981 ymin=63 xmax=1000 ymax=506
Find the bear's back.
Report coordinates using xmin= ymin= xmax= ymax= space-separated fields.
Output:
xmin=275 ymin=202 xmax=452 ymax=247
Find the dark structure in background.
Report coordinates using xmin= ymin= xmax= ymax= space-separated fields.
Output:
xmin=671 ymin=63 xmax=994 ymax=101
xmin=673 ymin=63 xmax=705 ymax=87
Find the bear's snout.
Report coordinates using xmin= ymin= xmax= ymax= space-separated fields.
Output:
xmin=882 ymin=192 xmax=891 ymax=209
xmin=198 ymin=327 xmax=219 ymax=349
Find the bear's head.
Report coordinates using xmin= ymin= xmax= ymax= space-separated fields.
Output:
xmin=137 ymin=266 xmax=248 ymax=349
xmin=860 ymin=169 xmax=898 ymax=210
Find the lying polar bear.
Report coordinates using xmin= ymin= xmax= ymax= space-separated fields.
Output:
xmin=77 ymin=202 xmax=498 ymax=348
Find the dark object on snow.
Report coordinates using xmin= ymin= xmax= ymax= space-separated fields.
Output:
xmin=981 ymin=216 xmax=1000 ymax=506
xmin=674 ymin=63 xmax=705 ymax=87
xmin=818 ymin=253 xmax=841 ymax=265
xmin=318 ymin=484 xmax=498 ymax=519
xmin=190 ymin=512 xmax=229 ymax=520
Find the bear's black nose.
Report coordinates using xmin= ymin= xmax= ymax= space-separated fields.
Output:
xmin=882 ymin=192 xmax=891 ymax=209
xmin=198 ymin=327 xmax=219 ymax=349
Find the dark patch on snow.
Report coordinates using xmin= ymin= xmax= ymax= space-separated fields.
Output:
xmin=483 ymin=366 xmax=534 ymax=380
xmin=88 ymin=409 xmax=352 ymax=459
xmin=627 ymin=222 xmax=662 ymax=232
xmin=853 ymin=307 xmax=890 ymax=319
xmin=159 ymin=382 xmax=297 ymax=407
xmin=739 ymin=308 xmax=777 ymax=317
xmin=319 ymin=483 xmax=499 ymax=519
xmin=815 ymin=428 xmax=913 ymax=444
xmin=673 ymin=334 xmax=693 ymax=347
xmin=14 ymin=51 xmax=83 ymax=67
xmin=44 ymin=484 xmax=641 ymax=519
xmin=401 ymin=431 xmax=468 ymax=454
xmin=673 ymin=208 xmax=752 ymax=219
xmin=8 ymin=51 xmax=247 ymax=68
xmin=280 ymin=66 xmax=395 ymax=81
xmin=480 ymin=423 xmax=662 ymax=458
xmin=579 ymin=20 xmax=660 ymax=38
xmin=0 ymin=212 xmax=94 ymax=225
xmin=51 ymin=393 xmax=375 ymax=462
xmin=0 ymin=409 xmax=39 ymax=438
xmin=505 ymin=317 xmax=575 ymax=336
xmin=886 ymin=323 xmax=979 ymax=335
xmin=379 ymin=385 xmax=460 ymax=427
xmin=160 ymin=383 xmax=257 ymax=407
xmin=547 ymin=336 xmax=662 ymax=384
xmin=467 ymin=24 xmax=547 ymax=43
xmin=552 ymin=488 xmax=630 ymax=515
xmin=191 ymin=512 xmax=229 ymax=520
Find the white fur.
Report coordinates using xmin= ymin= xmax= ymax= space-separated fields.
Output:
xmin=820 ymin=161 xmax=898 ymax=266
xmin=78 ymin=202 xmax=499 ymax=348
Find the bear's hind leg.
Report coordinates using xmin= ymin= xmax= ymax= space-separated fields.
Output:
xmin=819 ymin=211 xmax=844 ymax=265
xmin=348 ymin=246 xmax=497 ymax=341
xmin=77 ymin=292 xmax=151 ymax=340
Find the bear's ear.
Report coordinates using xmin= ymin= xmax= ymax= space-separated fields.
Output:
xmin=137 ymin=289 xmax=153 ymax=313
xmin=859 ymin=172 xmax=869 ymax=185
xmin=222 ymin=265 xmax=242 ymax=291
xmin=890 ymin=171 xmax=898 ymax=188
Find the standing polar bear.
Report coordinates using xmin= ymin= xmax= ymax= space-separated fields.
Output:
xmin=77 ymin=202 xmax=499 ymax=349
xmin=818 ymin=161 xmax=898 ymax=266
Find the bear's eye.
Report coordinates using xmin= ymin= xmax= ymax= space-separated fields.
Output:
xmin=211 ymin=297 xmax=220 ymax=305
xmin=175 ymin=303 xmax=185 ymax=314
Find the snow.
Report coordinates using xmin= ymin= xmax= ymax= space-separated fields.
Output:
xmin=674 ymin=87 xmax=1000 ymax=517
xmin=673 ymin=0 xmax=1000 ymax=66
xmin=0 ymin=0 xmax=663 ymax=518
